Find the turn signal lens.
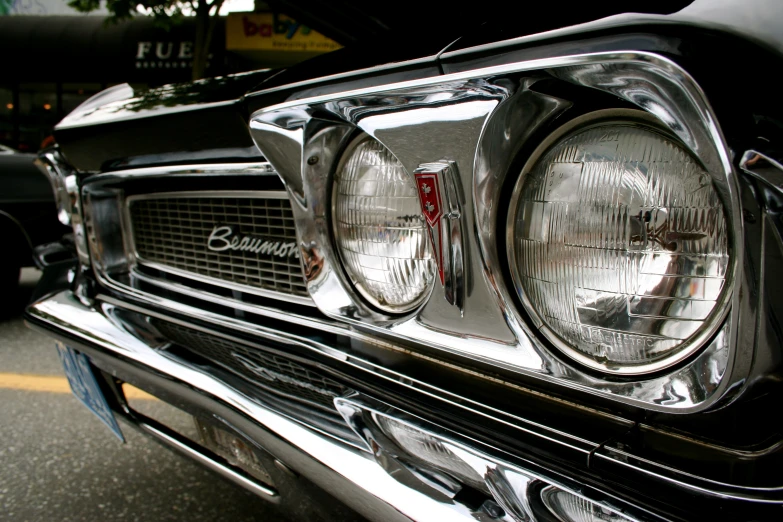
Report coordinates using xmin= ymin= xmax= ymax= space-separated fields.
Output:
xmin=508 ymin=117 xmax=730 ymax=373
xmin=541 ymin=486 xmax=635 ymax=522
xmin=375 ymin=414 xmax=485 ymax=491
xmin=333 ymin=135 xmax=435 ymax=313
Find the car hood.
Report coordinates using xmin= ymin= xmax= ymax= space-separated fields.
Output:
xmin=265 ymin=0 xmax=694 ymax=45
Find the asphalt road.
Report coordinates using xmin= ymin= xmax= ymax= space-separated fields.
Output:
xmin=0 ymin=269 xmax=289 ymax=522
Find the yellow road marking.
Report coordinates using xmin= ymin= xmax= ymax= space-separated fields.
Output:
xmin=122 ymin=384 xmax=159 ymax=401
xmin=0 ymin=372 xmax=157 ymax=400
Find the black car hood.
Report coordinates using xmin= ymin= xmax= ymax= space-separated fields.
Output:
xmin=265 ymin=0 xmax=694 ymax=45
xmin=248 ymin=0 xmax=696 ymax=99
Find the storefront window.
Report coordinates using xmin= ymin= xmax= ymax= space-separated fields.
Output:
xmin=0 ymin=86 xmax=14 ymax=148
xmin=18 ymin=83 xmax=58 ymax=152
xmin=62 ymin=83 xmax=103 ymax=116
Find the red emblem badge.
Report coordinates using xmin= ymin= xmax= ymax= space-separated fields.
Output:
xmin=414 ymin=171 xmax=444 ymax=283
xmin=414 ymin=172 xmax=442 ymax=226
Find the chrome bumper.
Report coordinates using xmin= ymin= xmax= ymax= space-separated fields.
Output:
xmin=28 ymin=290 xmax=468 ymax=521
xmin=28 ymin=290 xmax=670 ymax=522
xmin=41 ymin=289 xmax=783 ymax=522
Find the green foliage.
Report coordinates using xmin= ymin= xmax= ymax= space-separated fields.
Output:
xmin=68 ymin=0 xmax=190 ymax=29
xmin=0 ymin=0 xmax=15 ymax=16
xmin=69 ymin=0 xmax=225 ymax=79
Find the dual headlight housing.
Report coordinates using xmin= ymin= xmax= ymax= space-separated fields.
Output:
xmin=330 ymin=110 xmax=731 ymax=375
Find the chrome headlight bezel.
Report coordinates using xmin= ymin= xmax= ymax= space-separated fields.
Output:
xmin=249 ymin=50 xmax=747 ymax=412
xmin=505 ymin=109 xmax=735 ymax=375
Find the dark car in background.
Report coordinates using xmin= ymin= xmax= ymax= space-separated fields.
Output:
xmin=0 ymin=143 xmax=66 ymax=297
xmin=24 ymin=1 xmax=783 ymax=520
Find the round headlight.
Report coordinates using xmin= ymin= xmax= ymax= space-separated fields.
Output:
xmin=508 ymin=114 xmax=730 ymax=374
xmin=333 ymin=135 xmax=435 ymax=313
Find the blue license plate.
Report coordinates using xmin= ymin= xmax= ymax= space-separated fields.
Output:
xmin=56 ymin=342 xmax=124 ymax=442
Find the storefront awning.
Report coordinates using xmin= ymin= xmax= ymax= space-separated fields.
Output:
xmin=2 ymin=15 xmax=230 ymax=84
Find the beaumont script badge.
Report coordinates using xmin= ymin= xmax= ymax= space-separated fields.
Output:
xmin=207 ymin=225 xmax=299 ymax=259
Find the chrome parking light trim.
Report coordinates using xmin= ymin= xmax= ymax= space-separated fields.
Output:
xmin=335 ymin=395 xmax=648 ymax=521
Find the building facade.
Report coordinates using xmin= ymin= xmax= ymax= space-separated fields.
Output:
xmin=1 ymin=9 xmax=338 ymax=151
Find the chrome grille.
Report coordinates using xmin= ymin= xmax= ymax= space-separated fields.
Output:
xmin=128 ymin=193 xmax=308 ymax=299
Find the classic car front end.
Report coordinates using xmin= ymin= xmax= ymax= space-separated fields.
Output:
xmin=25 ymin=1 xmax=783 ymax=520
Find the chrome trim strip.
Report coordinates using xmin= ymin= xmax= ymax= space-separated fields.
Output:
xmin=740 ymin=150 xmax=783 ymax=189
xmin=56 ymin=98 xmax=236 ymax=130
xmin=124 ymin=268 xmax=330 ymax=325
xmin=131 ymin=264 xmax=314 ymax=306
xmin=90 ymin=288 xmax=611 ymax=453
xmin=86 ymin=162 xmax=277 ymax=182
xmin=98 ymin=265 xmax=329 ymax=335
xmin=592 ymin=449 xmax=783 ymax=503
xmin=126 ymin=190 xmax=290 ymax=202
xmin=135 ymin=419 xmax=280 ymax=500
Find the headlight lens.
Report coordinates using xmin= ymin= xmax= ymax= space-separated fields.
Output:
xmin=508 ymin=118 xmax=730 ymax=373
xmin=333 ymin=135 xmax=435 ymax=313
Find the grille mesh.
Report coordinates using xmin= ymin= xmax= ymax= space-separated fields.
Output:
xmin=128 ymin=194 xmax=308 ymax=298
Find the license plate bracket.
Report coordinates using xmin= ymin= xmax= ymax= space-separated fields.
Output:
xmin=56 ymin=341 xmax=124 ymax=442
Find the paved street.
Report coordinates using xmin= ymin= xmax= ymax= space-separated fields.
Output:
xmin=0 ymin=269 xmax=287 ymax=522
